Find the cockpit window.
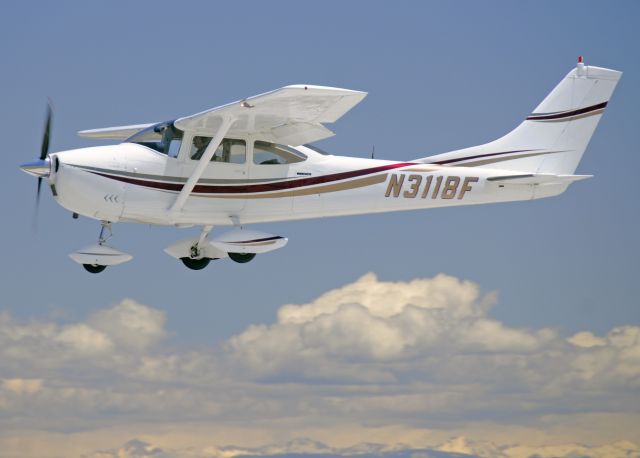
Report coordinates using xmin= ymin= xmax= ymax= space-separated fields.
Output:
xmin=126 ymin=122 xmax=183 ymax=157
xmin=253 ymin=141 xmax=306 ymax=165
xmin=190 ymin=137 xmax=246 ymax=164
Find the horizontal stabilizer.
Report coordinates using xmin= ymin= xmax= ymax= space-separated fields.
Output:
xmin=487 ymin=173 xmax=592 ymax=185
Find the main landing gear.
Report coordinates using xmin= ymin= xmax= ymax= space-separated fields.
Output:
xmin=168 ymin=226 xmax=262 ymax=270
xmin=228 ymin=252 xmax=256 ymax=263
xmin=181 ymin=225 xmax=216 ymax=270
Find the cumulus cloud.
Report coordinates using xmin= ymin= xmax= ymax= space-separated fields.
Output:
xmin=0 ymin=299 xmax=165 ymax=371
xmin=226 ymin=273 xmax=559 ymax=383
xmin=88 ymin=299 xmax=166 ymax=351
xmin=0 ymin=274 xmax=639 ymax=458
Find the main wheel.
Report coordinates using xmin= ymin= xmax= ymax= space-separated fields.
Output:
xmin=181 ymin=257 xmax=210 ymax=270
xmin=228 ymin=252 xmax=256 ymax=264
xmin=83 ymin=264 xmax=107 ymax=274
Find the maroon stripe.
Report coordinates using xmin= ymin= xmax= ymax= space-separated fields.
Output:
xmin=526 ymin=101 xmax=607 ymax=121
xmin=429 ymin=150 xmax=535 ymax=165
xmin=227 ymin=236 xmax=284 ymax=244
xmin=91 ymin=162 xmax=415 ymax=194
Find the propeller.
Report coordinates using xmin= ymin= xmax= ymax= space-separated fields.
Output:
xmin=20 ymin=100 xmax=54 ymax=227
xmin=37 ymin=100 xmax=53 ymax=205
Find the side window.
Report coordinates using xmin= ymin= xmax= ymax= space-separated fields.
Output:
xmin=190 ymin=137 xmax=246 ymax=164
xmin=253 ymin=141 xmax=306 ymax=165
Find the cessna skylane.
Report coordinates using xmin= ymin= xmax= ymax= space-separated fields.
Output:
xmin=20 ymin=58 xmax=621 ymax=273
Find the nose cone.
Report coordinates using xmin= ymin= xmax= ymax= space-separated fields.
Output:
xmin=20 ymin=158 xmax=50 ymax=177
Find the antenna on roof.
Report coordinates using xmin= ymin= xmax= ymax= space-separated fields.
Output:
xmin=371 ymin=145 xmax=375 ymax=159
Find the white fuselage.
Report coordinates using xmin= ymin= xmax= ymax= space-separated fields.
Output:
xmin=48 ymin=141 xmax=566 ymax=227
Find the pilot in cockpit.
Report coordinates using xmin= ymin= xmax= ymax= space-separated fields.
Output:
xmin=191 ymin=136 xmax=212 ymax=160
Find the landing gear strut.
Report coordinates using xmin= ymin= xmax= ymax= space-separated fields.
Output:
xmin=82 ymin=221 xmax=111 ymax=274
xmin=181 ymin=225 xmax=214 ymax=270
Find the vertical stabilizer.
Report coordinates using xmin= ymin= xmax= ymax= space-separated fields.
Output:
xmin=418 ymin=59 xmax=622 ymax=174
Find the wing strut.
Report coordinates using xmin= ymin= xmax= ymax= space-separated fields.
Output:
xmin=168 ymin=117 xmax=234 ymax=215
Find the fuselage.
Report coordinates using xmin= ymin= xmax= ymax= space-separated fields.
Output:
xmin=48 ymin=141 xmax=565 ymax=227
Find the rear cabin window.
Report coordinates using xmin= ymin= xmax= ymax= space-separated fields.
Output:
xmin=253 ymin=141 xmax=306 ymax=165
xmin=190 ymin=137 xmax=246 ymax=164
xmin=126 ymin=122 xmax=183 ymax=158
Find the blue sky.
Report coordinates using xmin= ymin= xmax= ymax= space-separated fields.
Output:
xmin=1 ymin=1 xmax=639 ymax=457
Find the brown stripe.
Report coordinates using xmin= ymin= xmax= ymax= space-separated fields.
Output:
xmin=202 ymin=173 xmax=388 ymax=199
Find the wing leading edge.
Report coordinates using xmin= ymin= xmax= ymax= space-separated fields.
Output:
xmin=77 ymin=85 xmax=366 ymax=145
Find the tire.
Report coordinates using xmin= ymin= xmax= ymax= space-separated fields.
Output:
xmin=228 ymin=252 xmax=256 ymax=264
xmin=181 ymin=257 xmax=210 ymax=270
xmin=83 ymin=264 xmax=107 ymax=274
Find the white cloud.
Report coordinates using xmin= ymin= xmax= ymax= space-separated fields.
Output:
xmin=88 ymin=299 xmax=166 ymax=352
xmin=0 ymin=273 xmax=639 ymax=458
xmin=2 ymin=378 xmax=43 ymax=395
xmin=0 ymin=299 xmax=166 ymax=372
xmin=226 ymin=273 xmax=558 ymax=382
xmin=56 ymin=324 xmax=113 ymax=354
xmin=568 ymin=331 xmax=607 ymax=348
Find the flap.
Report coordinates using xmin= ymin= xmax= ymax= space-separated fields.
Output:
xmin=174 ymin=85 xmax=366 ymax=145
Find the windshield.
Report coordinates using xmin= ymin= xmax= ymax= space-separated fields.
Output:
xmin=126 ymin=121 xmax=183 ymax=157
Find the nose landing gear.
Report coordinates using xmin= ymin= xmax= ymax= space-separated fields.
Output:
xmin=81 ymin=222 xmax=111 ymax=273
xmin=69 ymin=221 xmax=133 ymax=274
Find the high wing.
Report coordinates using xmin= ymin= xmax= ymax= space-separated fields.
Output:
xmin=174 ymin=84 xmax=367 ymax=145
xmin=78 ymin=123 xmax=156 ymax=140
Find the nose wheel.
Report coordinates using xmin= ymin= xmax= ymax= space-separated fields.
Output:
xmin=83 ymin=263 xmax=107 ymax=274
xmin=70 ymin=221 xmax=132 ymax=274
xmin=81 ymin=221 xmax=112 ymax=274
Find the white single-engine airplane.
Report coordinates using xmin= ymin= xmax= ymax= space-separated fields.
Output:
xmin=21 ymin=58 xmax=621 ymax=273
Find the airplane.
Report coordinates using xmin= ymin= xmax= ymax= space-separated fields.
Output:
xmin=20 ymin=58 xmax=621 ymax=273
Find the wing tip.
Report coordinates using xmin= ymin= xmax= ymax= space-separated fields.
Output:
xmin=284 ymin=84 xmax=367 ymax=96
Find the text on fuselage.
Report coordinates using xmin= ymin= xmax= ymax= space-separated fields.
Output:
xmin=385 ymin=174 xmax=479 ymax=199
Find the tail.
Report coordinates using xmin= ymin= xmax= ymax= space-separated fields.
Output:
xmin=418 ymin=59 xmax=622 ymax=174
